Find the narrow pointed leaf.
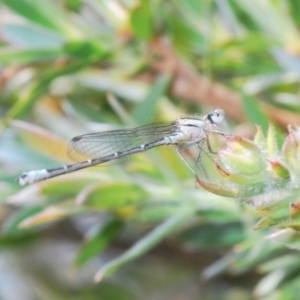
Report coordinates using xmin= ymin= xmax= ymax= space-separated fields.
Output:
xmin=94 ymin=207 xmax=193 ymax=281
xmin=74 ymin=219 xmax=124 ymax=269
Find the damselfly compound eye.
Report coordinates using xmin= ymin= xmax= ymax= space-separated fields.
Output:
xmin=209 ymin=108 xmax=224 ymax=124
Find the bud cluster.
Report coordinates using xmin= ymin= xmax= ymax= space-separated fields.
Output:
xmin=197 ymin=125 xmax=300 ymax=229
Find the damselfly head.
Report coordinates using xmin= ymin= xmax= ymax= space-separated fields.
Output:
xmin=207 ymin=108 xmax=224 ymax=124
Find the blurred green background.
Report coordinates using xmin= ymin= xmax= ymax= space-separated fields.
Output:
xmin=1 ymin=0 xmax=300 ymax=299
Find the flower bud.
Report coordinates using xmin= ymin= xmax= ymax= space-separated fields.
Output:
xmin=216 ymin=136 xmax=267 ymax=185
xmin=197 ymin=125 xmax=297 ymax=199
xmin=282 ymin=125 xmax=300 ymax=175
xmin=267 ymin=160 xmax=290 ymax=182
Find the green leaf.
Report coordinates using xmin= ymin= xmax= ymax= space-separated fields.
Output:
xmin=0 ymin=47 xmax=62 ymax=65
xmin=233 ymin=0 xmax=295 ymax=44
xmin=132 ymin=73 xmax=171 ymax=125
xmin=79 ymin=182 xmax=148 ymax=210
xmin=254 ymin=269 xmax=288 ymax=298
xmin=2 ymin=206 xmax=43 ymax=237
xmin=288 ymin=0 xmax=300 ymax=31
xmin=178 ymin=223 xmax=245 ymax=248
xmin=94 ymin=207 xmax=194 ymax=281
xmin=1 ymin=52 xmax=108 ymax=129
xmin=18 ymin=205 xmax=83 ymax=228
xmin=195 ymin=176 xmax=260 ymax=198
xmin=74 ymin=219 xmax=123 ymax=269
xmin=64 ymin=40 xmax=108 ymax=59
xmin=10 ymin=120 xmax=69 ymax=162
xmin=130 ymin=1 xmax=153 ymax=40
xmin=254 ymin=192 xmax=300 ymax=229
xmin=65 ymin=0 xmax=83 ymax=13
xmin=266 ymin=229 xmax=300 ymax=251
xmin=166 ymin=12 xmax=204 ymax=52
xmin=40 ymin=178 xmax=101 ymax=197
xmin=2 ymin=0 xmax=80 ymax=38
xmin=276 ymin=277 xmax=300 ymax=300
xmin=1 ymin=24 xmax=65 ymax=48
xmin=242 ymin=94 xmax=269 ymax=133
xmin=130 ymin=204 xmax=180 ymax=223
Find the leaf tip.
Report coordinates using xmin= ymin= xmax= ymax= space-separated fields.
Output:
xmin=94 ymin=271 xmax=104 ymax=283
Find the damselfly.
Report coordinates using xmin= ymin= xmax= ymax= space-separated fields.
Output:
xmin=18 ymin=108 xmax=226 ymax=185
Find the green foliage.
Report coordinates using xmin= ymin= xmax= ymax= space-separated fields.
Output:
xmin=74 ymin=219 xmax=124 ymax=269
xmin=130 ymin=0 xmax=154 ymax=40
xmin=1 ymin=0 xmax=300 ymax=299
xmin=242 ymin=94 xmax=269 ymax=133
